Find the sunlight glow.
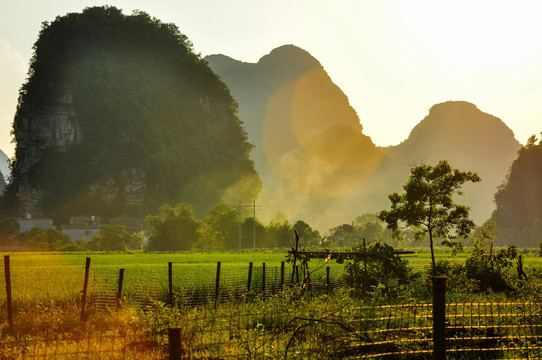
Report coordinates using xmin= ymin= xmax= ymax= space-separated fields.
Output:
xmin=395 ymin=1 xmax=542 ymax=71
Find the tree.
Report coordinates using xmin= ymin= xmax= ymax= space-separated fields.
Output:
xmin=379 ymin=160 xmax=481 ymax=272
xmin=326 ymin=224 xmax=361 ymax=247
xmin=240 ymin=217 xmax=267 ymax=249
xmin=464 ymin=221 xmax=519 ymax=292
xmin=265 ymin=212 xmax=293 ymax=248
xmin=195 ymin=203 xmax=238 ymax=250
xmin=354 ymin=213 xmax=387 ymax=243
xmin=344 ymin=242 xmax=412 ymax=299
xmin=145 ymin=203 xmax=199 ymax=251
xmin=17 ymin=228 xmax=74 ymax=251
xmin=88 ymin=224 xmax=142 ymax=251
xmin=293 ymin=220 xmax=322 ymax=247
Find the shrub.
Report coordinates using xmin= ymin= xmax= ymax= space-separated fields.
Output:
xmin=344 ymin=242 xmax=413 ymax=300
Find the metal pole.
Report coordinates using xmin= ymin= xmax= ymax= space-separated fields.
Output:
xmin=238 ymin=201 xmax=242 ymax=250
xmin=253 ymin=200 xmax=256 ymax=249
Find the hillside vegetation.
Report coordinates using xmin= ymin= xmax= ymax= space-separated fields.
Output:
xmin=6 ymin=6 xmax=260 ymax=218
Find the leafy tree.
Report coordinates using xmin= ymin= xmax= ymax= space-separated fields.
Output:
xmin=379 ymin=160 xmax=481 ymax=272
xmin=88 ymin=224 xmax=141 ymax=251
xmin=240 ymin=217 xmax=267 ymax=249
xmin=326 ymin=224 xmax=361 ymax=247
xmin=195 ymin=203 xmax=238 ymax=250
xmin=293 ymin=220 xmax=322 ymax=247
xmin=265 ymin=212 xmax=293 ymax=248
xmin=17 ymin=228 xmax=73 ymax=251
xmin=354 ymin=213 xmax=387 ymax=243
xmin=492 ymin=133 xmax=542 ymax=247
xmin=145 ymin=203 xmax=199 ymax=251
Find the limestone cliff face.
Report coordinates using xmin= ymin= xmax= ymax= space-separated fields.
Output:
xmin=12 ymin=95 xmax=80 ymax=214
xmin=12 ymin=94 xmax=149 ymax=215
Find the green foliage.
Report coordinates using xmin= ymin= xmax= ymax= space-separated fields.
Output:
xmin=9 ymin=5 xmax=260 ymax=218
xmin=326 ymin=224 xmax=360 ymax=247
xmin=0 ymin=216 xmax=19 ymax=246
xmin=264 ymin=213 xmax=293 ymax=248
xmin=493 ymin=133 xmax=542 ymax=247
xmin=88 ymin=224 xmax=142 ymax=251
xmin=292 ymin=220 xmax=322 ymax=247
xmin=353 ymin=214 xmax=387 ymax=242
xmin=195 ymin=203 xmax=238 ymax=250
xmin=379 ymin=160 xmax=481 ymax=272
xmin=17 ymin=228 xmax=74 ymax=251
xmin=240 ymin=217 xmax=267 ymax=249
xmin=464 ymin=222 xmax=519 ymax=292
xmin=145 ymin=203 xmax=199 ymax=251
xmin=344 ymin=242 xmax=413 ymax=300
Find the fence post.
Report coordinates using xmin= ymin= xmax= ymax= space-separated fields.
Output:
xmin=4 ymin=255 xmax=13 ymax=327
xmin=80 ymin=257 xmax=91 ymax=321
xmin=116 ymin=268 xmax=125 ymax=311
xmin=214 ymin=262 xmax=221 ymax=309
xmin=262 ymin=262 xmax=266 ymax=294
xmin=168 ymin=327 xmax=184 ymax=360
xmin=247 ymin=262 xmax=253 ymax=292
xmin=432 ymin=276 xmax=448 ymax=360
xmin=280 ymin=261 xmax=285 ymax=292
xmin=168 ymin=262 xmax=173 ymax=305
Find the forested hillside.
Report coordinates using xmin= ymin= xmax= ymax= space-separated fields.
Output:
xmin=492 ymin=134 xmax=542 ymax=247
xmin=5 ymin=6 xmax=260 ymax=218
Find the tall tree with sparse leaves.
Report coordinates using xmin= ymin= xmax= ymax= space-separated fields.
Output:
xmin=379 ymin=160 xmax=481 ymax=272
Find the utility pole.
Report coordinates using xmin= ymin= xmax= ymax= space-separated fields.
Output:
xmin=238 ymin=201 xmax=242 ymax=250
xmin=236 ymin=201 xmax=261 ymax=250
xmin=253 ymin=200 xmax=260 ymax=249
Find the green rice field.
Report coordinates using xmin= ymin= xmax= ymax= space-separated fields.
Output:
xmin=0 ymin=250 xmax=539 ymax=308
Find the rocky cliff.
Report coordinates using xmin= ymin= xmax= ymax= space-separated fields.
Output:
xmin=5 ymin=6 xmax=261 ymax=218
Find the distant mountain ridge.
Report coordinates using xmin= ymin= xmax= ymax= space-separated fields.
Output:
xmin=207 ymin=46 xmax=384 ymax=229
xmin=384 ymin=101 xmax=521 ymax=223
xmin=206 ymin=46 xmax=521 ymax=231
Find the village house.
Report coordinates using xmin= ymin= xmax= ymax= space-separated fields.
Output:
xmin=61 ymin=216 xmax=101 ymax=241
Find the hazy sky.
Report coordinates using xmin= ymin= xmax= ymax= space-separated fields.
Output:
xmin=1 ymin=0 xmax=542 ymax=159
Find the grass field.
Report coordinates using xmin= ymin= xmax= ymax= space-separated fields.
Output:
xmin=0 ymin=249 xmax=539 ymax=308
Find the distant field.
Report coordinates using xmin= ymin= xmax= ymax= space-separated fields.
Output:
xmin=0 ymin=250 xmax=539 ymax=307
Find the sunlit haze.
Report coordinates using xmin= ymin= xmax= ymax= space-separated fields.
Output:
xmin=2 ymin=0 xmax=542 ymax=159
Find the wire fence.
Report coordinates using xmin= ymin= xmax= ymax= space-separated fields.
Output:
xmin=2 ymin=301 xmax=540 ymax=359
xmin=0 ymin=323 xmax=165 ymax=359
xmin=1 ymin=255 xmax=541 ymax=359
